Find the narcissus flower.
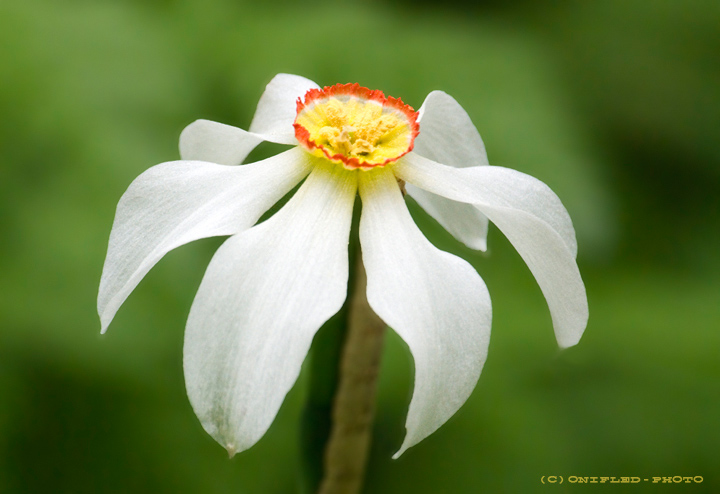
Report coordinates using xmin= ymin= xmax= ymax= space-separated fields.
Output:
xmin=98 ymin=74 xmax=587 ymax=458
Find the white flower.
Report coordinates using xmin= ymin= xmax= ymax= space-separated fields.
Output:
xmin=98 ymin=74 xmax=587 ymax=458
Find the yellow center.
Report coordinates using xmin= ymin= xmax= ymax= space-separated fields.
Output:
xmin=294 ymin=85 xmax=418 ymax=170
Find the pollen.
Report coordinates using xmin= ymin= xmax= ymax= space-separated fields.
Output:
xmin=294 ymin=83 xmax=420 ymax=170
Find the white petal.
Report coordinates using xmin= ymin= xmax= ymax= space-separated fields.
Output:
xmin=98 ymin=148 xmax=312 ymax=332
xmin=415 ymin=90 xmax=489 ymax=169
xmin=179 ymin=119 xmax=265 ymax=166
xmin=358 ymin=167 xmax=491 ymax=457
xmin=407 ymin=91 xmax=490 ymax=249
xmin=399 ymin=153 xmax=578 ymax=257
xmin=406 ymin=185 xmax=489 ymax=251
xmin=248 ymin=74 xmax=320 ymax=145
xmin=184 ymin=160 xmax=357 ymax=455
xmin=395 ymin=154 xmax=587 ymax=348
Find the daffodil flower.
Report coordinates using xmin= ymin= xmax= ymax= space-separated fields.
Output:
xmin=98 ymin=73 xmax=587 ymax=458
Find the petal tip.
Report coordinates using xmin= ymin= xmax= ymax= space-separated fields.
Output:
xmin=557 ymin=331 xmax=585 ymax=350
xmin=559 ymin=301 xmax=588 ymax=349
xmin=470 ymin=237 xmax=488 ymax=252
xmin=392 ymin=435 xmax=414 ymax=459
xmin=98 ymin=310 xmax=112 ymax=334
xmin=178 ymin=119 xmax=205 ymax=159
xmin=557 ymin=340 xmax=577 ymax=350
xmin=556 ymin=319 xmax=587 ymax=349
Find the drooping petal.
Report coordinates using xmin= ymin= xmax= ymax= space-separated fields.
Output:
xmin=358 ymin=167 xmax=491 ymax=457
xmin=98 ymin=148 xmax=313 ymax=332
xmin=407 ymin=187 xmax=489 ymax=251
xmin=395 ymin=154 xmax=587 ymax=348
xmin=183 ymin=160 xmax=357 ymax=456
xmin=406 ymin=90 xmax=490 ymax=250
xmin=249 ymin=73 xmax=320 ymax=145
xmin=399 ymin=153 xmax=578 ymax=257
xmin=179 ymin=119 xmax=265 ymax=166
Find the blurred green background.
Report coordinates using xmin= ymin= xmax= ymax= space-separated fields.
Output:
xmin=1 ymin=0 xmax=718 ymax=492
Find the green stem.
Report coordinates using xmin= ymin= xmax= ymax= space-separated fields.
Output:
xmin=318 ymin=253 xmax=386 ymax=494
xmin=300 ymin=197 xmax=386 ymax=494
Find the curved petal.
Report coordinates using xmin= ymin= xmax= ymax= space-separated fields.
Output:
xmin=395 ymin=154 xmax=587 ymax=348
xmin=407 ymin=91 xmax=490 ymax=250
xmin=415 ymin=90 xmax=489 ymax=169
xmin=399 ymin=153 xmax=578 ymax=257
xmin=98 ymin=147 xmax=312 ymax=332
xmin=358 ymin=167 xmax=491 ymax=457
xmin=183 ymin=160 xmax=357 ymax=456
xmin=179 ymin=119 xmax=265 ymax=166
xmin=249 ymin=73 xmax=320 ymax=145
xmin=406 ymin=185 xmax=489 ymax=251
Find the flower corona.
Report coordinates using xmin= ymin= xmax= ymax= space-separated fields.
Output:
xmin=294 ymin=83 xmax=419 ymax=170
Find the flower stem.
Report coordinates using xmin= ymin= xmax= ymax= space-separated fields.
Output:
xmin=318 ymin=253 xmax=386 ymax=494
xmin=300 ymin=198 xmax=386 ymax=494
